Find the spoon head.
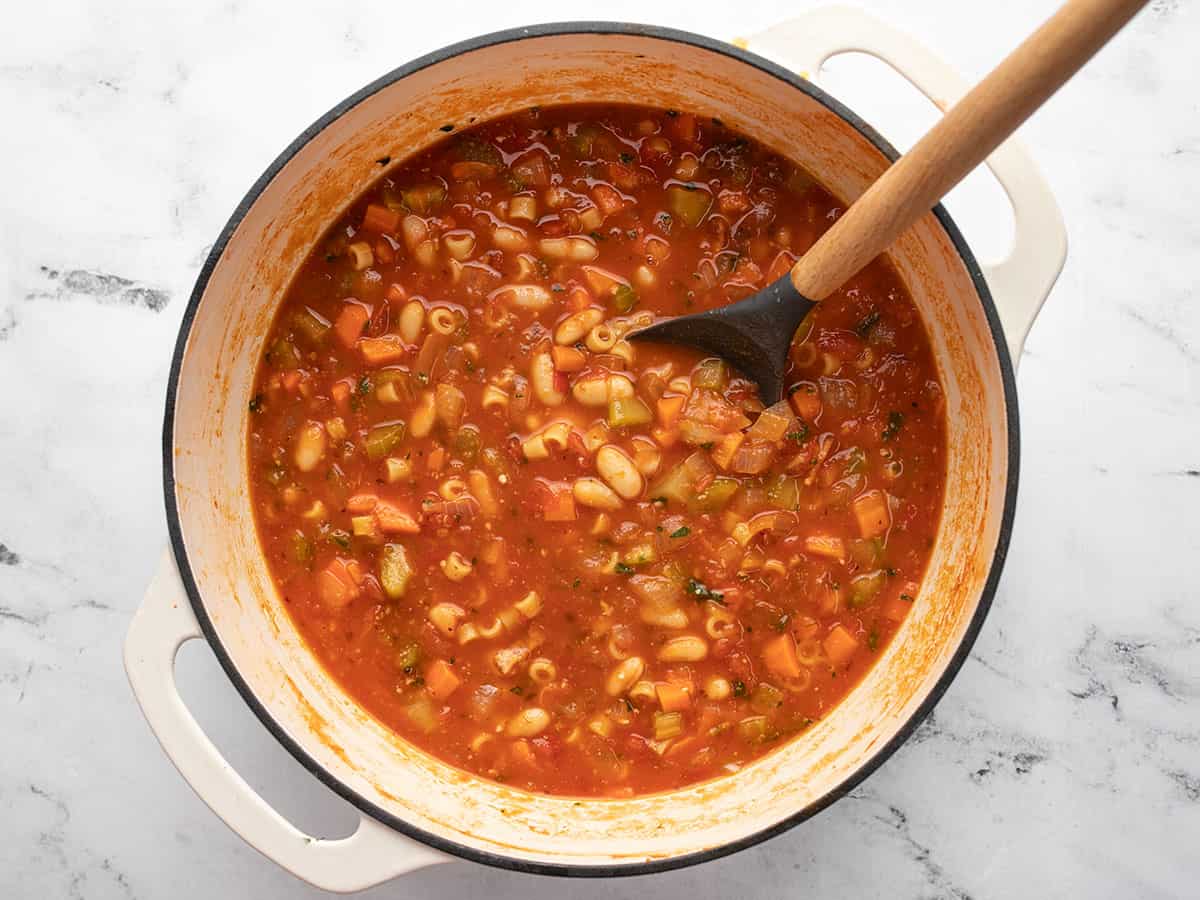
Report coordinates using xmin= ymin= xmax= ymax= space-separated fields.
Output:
xmin=628 ymin=276 xmax=815 ymax=406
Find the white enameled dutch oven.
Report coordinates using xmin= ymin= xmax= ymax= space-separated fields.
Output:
xmin=124 ymin=8 xmax=1066 ymax=891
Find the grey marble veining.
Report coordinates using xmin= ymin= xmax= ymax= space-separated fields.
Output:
xmin=2 ymin=1 xmax=1197 ymax=897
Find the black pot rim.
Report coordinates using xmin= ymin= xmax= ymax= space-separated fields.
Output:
xmin=162 ymin=20 xmax=1020 ymax=880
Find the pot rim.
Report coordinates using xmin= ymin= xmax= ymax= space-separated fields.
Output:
xmin=162 ymin=20 xmax=1020 ymax=878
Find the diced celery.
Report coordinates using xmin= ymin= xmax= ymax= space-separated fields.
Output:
xmin=374 ymin=368 xmax=417 ymax=405
xmin=380 ymin=543 xmax=414 ymax=599
xmin=736 ymin=715 xmax=779 ymax=745
xmin=394 ymin=640 xmax=421 ymax=673
xmin=750 ymin=683 xmax=785 ymax=715
xmin=365 ymin=422 xmax=406 ymax=461
xmin=849 ymin=569 xmax=886 ymax=608
xmin=653 ymin=711 xmax=684 ymax=741
xmin=292 ymin=307 xmax=330 ymax=343
xmin=608 ymin=396 xmax=653 ymax=428
xmin=692 ymin=358 xmax=729 ymax=390
xmin=689 ymin=476 xmax=739 ymax=513
xmin=289 ymin=532 xmax=313 ymax=564
xmin=269 ymin=337 xmax=299 ymax=370
xmin=667 ymin=184 xmax=712 ymax=227
xmin=401 ymin=182 xmax=446 ymax=215
xmin=457 ymin=137 xmax=503 ymax=165
xmin=848 ymin=538 xmax=883 ymax=568
xmin=612 ymin=284 xmax=638 ymax=314
xmin=766 ymin=474 xmax=801 ymax=510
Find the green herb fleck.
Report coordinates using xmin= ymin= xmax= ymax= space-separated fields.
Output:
xmin=882 ymin=411 xmax=904 ymax=441
xmin=855 ymin=310 xmax=881 ymax=337
xmin=786 ymin=424 xmax=811 ymax=444
xmin=510 ymin=685 xmax=523 ymax=695
xmin=732 ymin=680 xmax=747 ymax=698
xmin=614 ymin=562 xmax=635 ymax=576
xmin=357 ymin=376 xmax=372 ymax=397
xmin=248 ymin=394 xmax=264 ymax=414
xmin=618 ymin=151 xmax=635 ymax=164
xmin=868 ymin=628 xmax=880 ymax=652
xmin=900 ymin=593 xmax=914 ymax=603
xmin=686 ymin=578 xmax=724 ymax=604
xmin=670 ymin=526 xmax=691 ymax=539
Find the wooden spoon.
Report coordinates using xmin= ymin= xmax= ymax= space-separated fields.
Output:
xmin=630 ymin=0 xmax=1148 ymax=404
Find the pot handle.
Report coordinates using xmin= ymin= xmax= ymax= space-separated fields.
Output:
xmin=742 ymin=5 xmax=1067 ymax=365
xmin=123 ymin=550 xmax=450 ymax=892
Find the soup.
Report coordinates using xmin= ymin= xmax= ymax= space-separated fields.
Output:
xmin=247 ymin=104 xmax=946 ymax=796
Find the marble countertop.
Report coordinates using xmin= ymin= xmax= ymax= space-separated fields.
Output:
xmin=2 ymin=0 xmax=1197 ymax=896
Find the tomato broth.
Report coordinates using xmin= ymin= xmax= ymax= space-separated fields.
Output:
xmin=247 ymin=104 xmax=946 ymax=796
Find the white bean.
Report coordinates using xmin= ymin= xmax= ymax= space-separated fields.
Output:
xmin=573 ymin=477 xmax=623 ymax=511
xmin=605 ymin=656 xmax=646 ymax=696
xmin=506 ymin=707 xmax=551 ymax=737
xmin=596 ymin=445 xmax=644 ymax=499
xmin=293 ymin=422 xmax=326 ymax=472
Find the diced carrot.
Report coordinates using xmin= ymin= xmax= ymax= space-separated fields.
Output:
xmin=656 ymin=682 xmax=692 ymax=713
xmin=425 ymin=659 xmax=461 ymax=700
xmin=709 ymin=431 xmax=745 ymax=470
xmin=804 ymin=534 xmax=846 ymax=563
xmin=763 ymin=633 xmax=802 ymax=680
xmin=852 ymin=490 xmax=891 ymax=539
xmin=346 ymin=493 xmax=379 ymax=514
xmin=280 ymin=370 xmax=302 ymax=393
xmin=542 ymin=482 xmax=577 ymax=522
xmin=551 ymin=345 xmax=587 ymax=372
xmin=359 ymin=334 xmax=408 ymax=365
xmin=333 ymin=304 xmax=370 ymax=349
xmin=823 ymin=624 xmax=860 ymax=667
xmin=330 ymin=379 xmax=352 ymax=413
xmin=362 ymin=203 xmax=401 ymax=234
xmin=657 ymin=395 xmax=685 ymax=427
xmin=316 ymin=558 xmax=360 ymax=609
xmin=788 ymin=382 xmax=821 ymax=420
xmin=426 ymin=446 xmax=446 ymax=473
xmin=375 ymin=501 xmax=420 ymax=534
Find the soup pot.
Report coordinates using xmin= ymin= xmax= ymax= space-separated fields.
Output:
xmin=125 ymin=8 xmax=1065 ymax=891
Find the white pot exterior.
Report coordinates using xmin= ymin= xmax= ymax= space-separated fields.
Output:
xmin=135 ymin=20 xmax=1062 ymax=884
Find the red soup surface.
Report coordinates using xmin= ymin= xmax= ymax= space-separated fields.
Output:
xmin=248 ymin=104 xmax=946 ymax=797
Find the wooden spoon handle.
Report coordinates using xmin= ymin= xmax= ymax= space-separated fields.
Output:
xmin=789 ymin=0 xmax=1147 ymax=300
